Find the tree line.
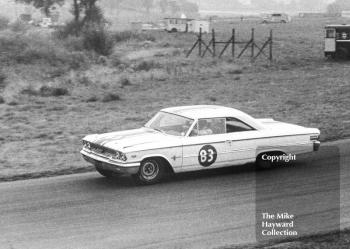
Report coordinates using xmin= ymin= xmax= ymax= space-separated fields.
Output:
xmin=327 ymin=0 xmax=350 ymax=15
xmin=15 ymin=0 xmax=199 ymax=18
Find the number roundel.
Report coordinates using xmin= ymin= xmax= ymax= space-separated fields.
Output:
xmin=198 ymin=145 xmax=217 ymax=167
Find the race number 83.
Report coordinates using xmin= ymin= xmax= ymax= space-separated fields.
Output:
xmin=198 ymin=145 xmax=217 ymax=167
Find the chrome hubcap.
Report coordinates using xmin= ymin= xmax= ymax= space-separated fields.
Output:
xmin=141 ymin=161 xmax=159 ymax=180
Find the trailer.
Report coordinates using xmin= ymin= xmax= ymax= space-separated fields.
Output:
xmin=325 ymin=24 xmax=350 ymax=59
xmin=188 ymin=20 xmax=210 ymax=33
xmin=164 ymin=17 xmax=193 ymax=32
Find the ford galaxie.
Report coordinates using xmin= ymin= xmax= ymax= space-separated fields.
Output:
xmin=81 ymin=105 xmax=320 ymax=184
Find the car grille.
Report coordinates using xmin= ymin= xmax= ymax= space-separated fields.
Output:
xmin=89 ymin=143 xmax=115 ymax=157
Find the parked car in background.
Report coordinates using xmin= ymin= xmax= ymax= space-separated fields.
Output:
xmin=81 ymin=105 xmax=320 ymax=184
xmin=262 ymin=13 xmax=290 ymax=23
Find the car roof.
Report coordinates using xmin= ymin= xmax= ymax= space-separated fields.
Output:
xmin=326 ymin=24 xmax=350 ymax=28
xmin=161 ymin=105 xmax=248 ymax=119
xmin=161 ymin=105 xmax=264 ymax=130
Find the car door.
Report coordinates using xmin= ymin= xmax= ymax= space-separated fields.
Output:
xmin=181 ymin=118 xmax=232 ymax=172
xmin=224 ymin=117 xmax=259 ymax=165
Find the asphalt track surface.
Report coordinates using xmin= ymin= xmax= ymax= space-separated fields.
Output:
xmin=0 ymin=139 xmax=349 ymax=249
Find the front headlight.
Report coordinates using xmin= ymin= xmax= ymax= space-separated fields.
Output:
xmin=82 ymin=140 xmax=91 ymax=149
xmin=111 ymin=151 xmax=127 ymax=161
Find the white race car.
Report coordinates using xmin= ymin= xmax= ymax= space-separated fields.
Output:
xmin=81 ymin=105 xmax=320 ymax=184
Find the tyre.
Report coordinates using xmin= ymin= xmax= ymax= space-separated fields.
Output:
xmin=133 ymin=158 xmax=164 ymax=185
xmin=256 ymin=154 xmax=273 ymax=169
xmin=171 ymin=28 xmax=177 ymax=33
xmin=336 ymin=47 xmax=349 ymax=59
xmin=96 ymin=166 xmax=114 ymax=178
xmin=325 ymin=52 xmax=335 ymax=60
xmin=256 ymin=152 xmax=286 ymax=170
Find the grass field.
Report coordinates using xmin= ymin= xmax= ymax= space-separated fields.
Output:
xmin=0 ymin=17 xmax=350 ymax=180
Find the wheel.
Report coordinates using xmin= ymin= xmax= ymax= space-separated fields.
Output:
xmin=133 ymin=158 xmax=164 ymax=185
xmin=96 ymin=166 xmax=114 ymax=178
xmin=256 ymin=154 xmax=273 ymax=169
xmin=325 ymin=52 xmax=336 ymax=60
xmin=336 ymin=47 xmax=349 ymax=59
xmin=171 ymin=28 xmax=177 ymax=33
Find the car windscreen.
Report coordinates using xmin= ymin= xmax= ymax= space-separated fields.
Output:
xmin=145 ymin=112 xmax=194 ymax=136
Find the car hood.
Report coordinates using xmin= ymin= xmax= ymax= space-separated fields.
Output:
xmin=84 ymin=127 xmax=181 ymax=152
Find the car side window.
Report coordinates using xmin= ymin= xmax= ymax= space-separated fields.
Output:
xmin=226 ymin=117 xmax=254 ymax=133
xmin=193 ymin=118 xmax=226 ymax=136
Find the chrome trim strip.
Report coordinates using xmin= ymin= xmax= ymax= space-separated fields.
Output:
xmin=132 ymin=134 xmax=316 ymax=153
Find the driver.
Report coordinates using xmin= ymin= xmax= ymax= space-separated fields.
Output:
xmin=198 ymin=119 xmax=213 ymax=136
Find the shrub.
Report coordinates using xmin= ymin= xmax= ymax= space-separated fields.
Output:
xmin=0 ymin=30 xmax=90 ymax=69
xmin=110 ymin=53 xmax=124 ymax=67
xmin=227 ymin=69 xmax=243 ymax=74
xmin=134 ymin=60 xmax=161 ymax=71
xmin=0 ymin=31 xmax=27 ymax=61
xmin=102 ymin=93 xmax=120 ymax=102
xmin=82 ymin=28 xmax=114 ymax=56
xmin=10 ymin=20 xmax=29 ymax=33
xmin=119 ymin=77 xmax=131 ymax=88
xmin=69 ymin=52 xmax=89 ymax=70
xmin=0 ymin=16 xmax=9 ymax=30
xmin=77 ymin=75 xmax=93 ymax=85
xmin=39 ymin=86 xmax=69 ymax=97
xmin=0 ymin=71 xmax=6 ymax=89
xmin=21 ymin=86 xmax=69 ymax=97
xmin=54 ymin=21 xmax=83 ymax=39
xmin=20 ymin=87 xmax=38 ymax=96
xmin=86 ymin=96 xmax=98 ymax=102
xmin=62 ymin=35 xmax=85 ymax=51
xmin=113 ymin=31 xmax=156 ymax=43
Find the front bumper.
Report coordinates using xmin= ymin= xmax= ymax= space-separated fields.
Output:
xmin=81 ymin=149 xmax=140 ymax=175
xmin=313 ymin=141 xmax=321 ymax=151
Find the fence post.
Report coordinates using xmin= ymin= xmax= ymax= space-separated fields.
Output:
xmin=199 ymin=28 xmax=202 ymax=56
xmin=269 ymin=29 xmax=273 ymax=62
xmin=232 ymin=29 xmax=235 ymax=58
xmin=212 ymin=29 xmax=216 ymax=57
xmin=251 ymin=28 xmax=255 ymax=59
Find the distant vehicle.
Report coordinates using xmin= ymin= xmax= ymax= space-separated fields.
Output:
xmin=39 ymin=18 xmax=52 ymax=28
xmin=164 ymin=18 xmax=210 ymax=33
xmin=325 ymin=24 xmax=350 ymax=59
xmin=81 ymin=105 xmax=320 ymax=185
xmin=262 ymin=13 xmax=290 ymax=24
xmin=188 ymin=20 xmax=210 ymax=33
xmin=341 ymin=11 xmax=350 ymax=18
xmin=164 ymin=17 xmax=193 ymax=32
